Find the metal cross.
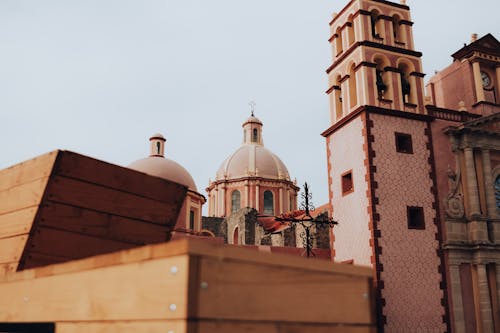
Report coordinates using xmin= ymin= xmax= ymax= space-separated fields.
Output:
xmin=275 ymin=182 xmax=338 ymax=258
xmin=248 ymin=101 xmax=256 ymax=116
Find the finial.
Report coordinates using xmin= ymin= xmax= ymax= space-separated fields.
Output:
xmin=471 ymin=33 xmax=478 ymax=43
xmin=458 ymin=101 xmax=467 ymax=112
xmin=248 ymin=100 xmax=256 ymax=116
xmin=400 ymin=0 xmax=406 ymax=5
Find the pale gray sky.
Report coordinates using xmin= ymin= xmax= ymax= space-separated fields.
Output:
xmin=1 ymin=0 xmax=498 ymax=213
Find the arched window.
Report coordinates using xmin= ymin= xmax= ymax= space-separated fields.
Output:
xmin=370 ymin=10 xmax=382 ymax=39
xmin=374 ymin=56 xmax=391 ymax=100
xmin=349 ymin=64 xmax=358 ymax=109
xmin=233 ymin=226 xmax=239 ymax=245
xmin=335 ymin=75 xmax=343 ymax=120
xmin=347 ymin=16 xmax=355 ymax=46
xmin=392 ymin=15 xmax=405 ymax=44
xmin=335 ymin=27 xmax=343 ymax=55
xmin=398 ymin=62 xmax=415 ymax=104
xmin=263 ymin=190 xmax=274 ymax=215
xmin=252 ymin=128 xmax=258 ymax=142
xmin=495 ymin=175 xmax=500 ymax=209
xmin=231 ymin=190 xmax=241 ymax=213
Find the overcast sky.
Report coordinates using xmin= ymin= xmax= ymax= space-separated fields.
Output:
xmin=1 ymin=0 xmax=498 ymax=214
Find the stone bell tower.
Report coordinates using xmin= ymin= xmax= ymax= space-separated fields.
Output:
xmin=322 ymin=1 xmax=447 ymax=332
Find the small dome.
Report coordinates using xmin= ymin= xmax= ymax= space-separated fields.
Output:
xmin=128 ymin=133 xmax=197 ymax=191
xmin=129 ymin=157 xmax=197 ymax=191
xmin=217 ymin=144 xmax=290 ymax=181
xmin=243 ymin=115 xmax=263 ymax=126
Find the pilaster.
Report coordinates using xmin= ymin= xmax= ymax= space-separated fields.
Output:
xmin=472 ymin=61 xmax=485 ymax=102
xmin=477 ymin=264 xmax=494 ymax=332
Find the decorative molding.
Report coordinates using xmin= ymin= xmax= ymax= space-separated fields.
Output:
xmin=424 ymin=123 xmax=452 ymax=332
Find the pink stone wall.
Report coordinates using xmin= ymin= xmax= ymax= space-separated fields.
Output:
xmin=328 ymin=115 xmax=373 ymax=267
xmin=370 ymin=113 xmax=445 ymax=332
xmin=427 ymin=61 xmax=476 ymax=112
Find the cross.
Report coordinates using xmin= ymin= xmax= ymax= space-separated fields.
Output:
xmin=275 ymin=183 xmax=338 ymax=257
xmin=248 ymin=101 xmax=256 ymax=116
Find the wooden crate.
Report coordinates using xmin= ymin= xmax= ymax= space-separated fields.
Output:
xmin=0 ymin=150 xmax=187 ymax=273
xmin=0 ymin=239 xmax=376 ymax=332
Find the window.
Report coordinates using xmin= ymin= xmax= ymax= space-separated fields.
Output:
xmin=263 ymin=190 xmax=274 ymax=215
xmin=495 ymin=175 xmax=500 ymax=209
xmin=395 ymin=132 xmax=413 ymax=154
xmin=231 ymin=190 xmax=241 ymax=213
xmin=233 ymin=226 xmax=239 ymax=245
xmin=407 ymin=206 xmax=425 ymax=229
xmin=335 ymin=27 xmax=343 ymax=55
xmin=341 ymin=170 xmax=354 ymax=195
xmin=189 ymin=209 xmax=195 ymax=230
xmin=252 ymin=128 xmax=258 ymax=142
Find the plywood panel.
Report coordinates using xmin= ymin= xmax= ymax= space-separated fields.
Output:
xmin=55 ymin=151 xmax=188 ymax=204
xmin=46 ymin=176 xmax=179 ymax=224
xmin=38 ymin=202 xmax=169 ymax=244
xmin=56 ymin=320 xmax=186 ymax=333
xmin=0 ymin=177 xmax=49 ymax=215
xmin=195 ymin=256 xmax=373 ymax=324
xmin=0 ymin=255 xmax=190 ymax=322
xmin=0 ymin=207 xmax=37 ymax=239
xmin=24 ymin=228 xmax=138 ymax=267
xmin=194 ymin=321 xmax=376 ymax=333
xmin=0 ymin=151 xmax=57 ymax=192
xmin=0 ymin=235 xmax=28 ymax=264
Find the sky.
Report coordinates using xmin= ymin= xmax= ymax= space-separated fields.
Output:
xmin=1 ymin=0 xmax=498 ymax=214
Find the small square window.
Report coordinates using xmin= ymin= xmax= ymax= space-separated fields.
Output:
xmin=341 ymin=170 xmax=354 ymax=195
xmin=395 ymin=132 xmax=413 ymax=154
xmin=407 ymin=206 xmax=425 ymax=229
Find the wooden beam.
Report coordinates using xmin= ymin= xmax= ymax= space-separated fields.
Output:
xmin=0 ymin=151 xmax=57 ymax=192
xmin=38 ymin=202 xmax=170 ymax=244
xmin=0 ymin=235 xmax=28 ymax=264
xmin=0 ymin=177 xmax=50 ymax=216
xmin=45 ymin=175 xmax=181 ymax=224
xmin=0 ymin=207 xmax=37 ymax=239
xmin=54 ymin=151 xmax=188 ymax=204
xmin=195 ymin=256 xmax=373 ymax=324
xmin=0 ymin=255 xmax=190 ymax=322
xmin=54 ymin=320 xmax=186 ymax=333
xmin=22 ymin=227 xmax=141 ymax=269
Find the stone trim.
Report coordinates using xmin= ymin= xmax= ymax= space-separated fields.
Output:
xmin=425 ymin=123 xmax=452 ymax=332
xmin=363 ymin=112 xmax=386 ymax=330
xmin=354 ymin=61 xmax=378 ymax=71
xmin=325 ymin=135 xmax=335 ymax=258
xmin=326 ymin=42 xmax=422 ymax=74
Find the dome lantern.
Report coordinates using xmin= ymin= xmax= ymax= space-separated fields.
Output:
xmin=149 ymin=133 xmax=166 ymax=157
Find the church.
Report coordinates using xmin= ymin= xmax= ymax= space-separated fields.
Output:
xmin=323 ymin=0 xmax=499 ymax=332
xmin=0 ymin=0 xmax=498 ymax=332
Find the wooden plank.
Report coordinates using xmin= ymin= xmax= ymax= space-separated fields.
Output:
xmin=0 ymin=151 xmax=57 ymax=192
xmin=22 ymin=227 xmax=139 ymax=269
xmin=53 ymin=320 xmax=375 ymax=333
xmin=55 ymin=151 xmax=188 ymax=204
xmin=0 ymin=177 xmax=49 ymax=215
xmin=0 ymin=255 xmax=190 ymax=322
xmin=38 ymin=202 xmax=170 ymax=244
xmin=0 ymin=206 xmax=37 ymax=239
xmin=0 ymin=235 xmax=28 ymax=264
xmin=152 ymin=238 xmax=373 ymax=278
xmin=55 ymin=320 xmax=187 ymax=333
xmin=46 ymin=175 xmax=181 ymax=225
xmin=195 ymin=256 xmax=373 ymax=324
xmin=194 ymin=321 xmax=376 ymax=333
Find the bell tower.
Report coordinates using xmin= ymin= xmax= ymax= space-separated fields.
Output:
xmin=323 ymin=1 xmax=448 ymax=332
xmin=327 ymin=0 xmax=426 ymax=124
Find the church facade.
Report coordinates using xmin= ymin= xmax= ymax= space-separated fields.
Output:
xmin=323 ymin=0 xmax=499 ymax=332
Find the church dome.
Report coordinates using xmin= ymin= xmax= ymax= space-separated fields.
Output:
xmin=216 ymin=145 xmax=290 ymax=180
xmin=128 ymin=134 xmax=197 ymax=191
xmin=215 ymin=113 xmax=290 ymax=181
